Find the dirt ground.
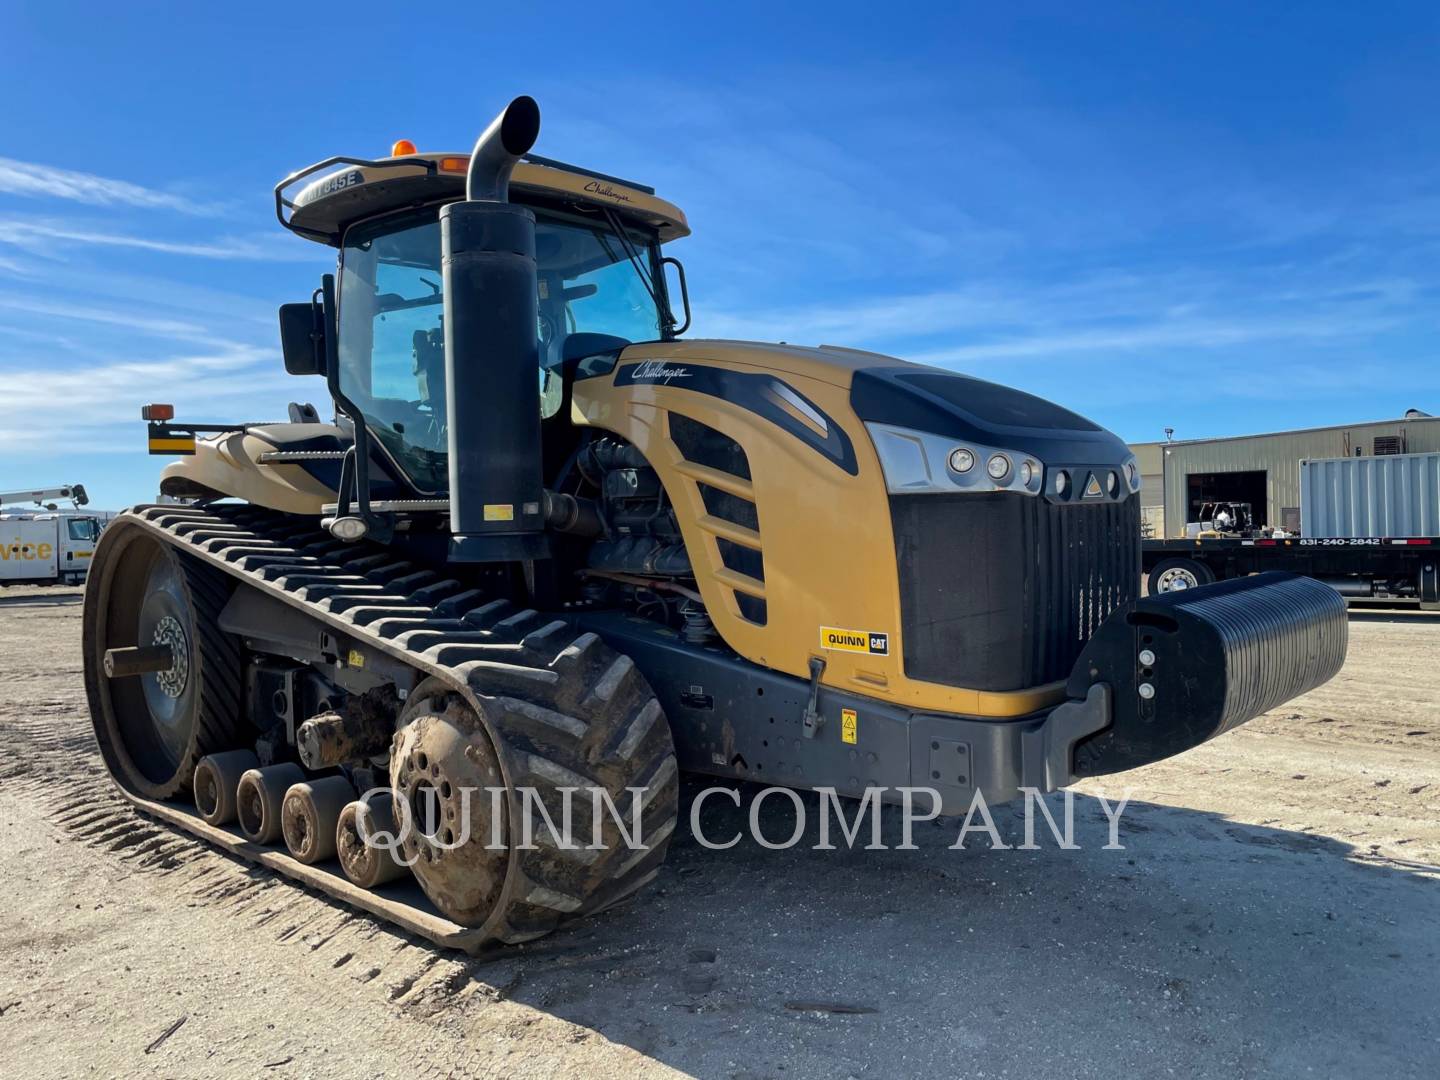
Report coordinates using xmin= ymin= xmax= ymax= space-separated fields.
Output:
xmin=0 ymin=586 xmax=1436 ymax=1079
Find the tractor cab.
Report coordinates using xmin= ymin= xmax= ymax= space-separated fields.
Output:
xmin=267 ymin=130 xmax=694 ymax=540
xmin=326 ymin=197 xmax=676 ymax=494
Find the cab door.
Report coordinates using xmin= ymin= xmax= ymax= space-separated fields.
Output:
xmin=58 ymin=516 xmax=99 ymax=580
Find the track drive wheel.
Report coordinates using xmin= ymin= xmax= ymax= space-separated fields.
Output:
xmin=83 ymin=524 xmax=243 ymax=800
xmin=391 ymin=629 xmax=679 ymax=943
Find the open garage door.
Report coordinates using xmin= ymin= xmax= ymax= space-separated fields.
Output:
xmin=1186 ymin=469 xmax=1268 ymax=526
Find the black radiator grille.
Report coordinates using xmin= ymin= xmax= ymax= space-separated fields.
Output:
xmin=891 ymin=493 xmax=1140 ymax=693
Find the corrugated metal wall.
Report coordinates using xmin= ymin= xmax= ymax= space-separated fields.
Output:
xmin=1130 ymin=442 xmax=1166 ymax=535
xmin=1132 ymin=417 xmax=1440 ymax=535
xmin=1301 ymin=453 xmax=1440 ymax=537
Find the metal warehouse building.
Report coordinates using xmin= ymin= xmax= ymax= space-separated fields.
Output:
xmin=1130 ymin=411 xmax=1440 ymax=538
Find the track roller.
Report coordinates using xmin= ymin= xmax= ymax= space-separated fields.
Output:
xmin=281 ymin=776 xmax=356 ymax=864
xmin=193 ymin=749 xmax=260 ymax=826
xmin=236 ymin=763 xmax=305 ymax=845
xmin=336 ymin=796 xmax=411 ymax=889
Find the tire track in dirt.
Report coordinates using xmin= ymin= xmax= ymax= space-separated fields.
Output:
xmin=0 ymin=613 xmax=512 ymax=1031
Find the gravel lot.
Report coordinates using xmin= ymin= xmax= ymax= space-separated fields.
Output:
xmin=0 ymin=586 xmax=1436 ymax=1079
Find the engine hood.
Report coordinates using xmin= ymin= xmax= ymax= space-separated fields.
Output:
xmin=615 ymin=338 xmax=1133 ymax=474
xmin=846 ymin=365 xmax=1131 ymax=468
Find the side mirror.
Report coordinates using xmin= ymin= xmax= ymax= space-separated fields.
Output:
xmin=661 ymin=256 xmax=691 ymax=336
xmin=279 ymin=299 xmax=328 ymax=376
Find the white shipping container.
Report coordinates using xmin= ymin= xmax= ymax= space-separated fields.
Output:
xmin=1300 ymin=452 xmax=1440 ymax=538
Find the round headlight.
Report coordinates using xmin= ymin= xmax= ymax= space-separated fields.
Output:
xmin=948 ymin=447 xmax=975 ymax=473
xmin=1055 ymin=470 xmax=1069 ymax=495
xmin=987 ymin=453 xmax=1011 ymax=481
xmin=1019 ymin=460 xmax=1035 ymax=485
xmin=1107 ymin=471 xmax=1119 ymax=497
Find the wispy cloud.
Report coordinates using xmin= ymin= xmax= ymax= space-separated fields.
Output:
xmin=0 ymin=251 xmax=33 ymax=275
xmin=0 ymin=346 xmax=313 ymax=451
xmin=907 ymin=314 xmax=1399 ymax=366
xmin=694 ymin=266 xmax=1416 ymax=359
xmin=0 ymin=293 xmax=218 ymax=342
xmin=0 ymin=156 xmax=214 ymax=214
xmin=0 ymin=218 xmax=307 ymax=260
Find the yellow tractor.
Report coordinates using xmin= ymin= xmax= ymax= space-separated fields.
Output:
xmin=82 ymin=97 xmax=1347 ymax=950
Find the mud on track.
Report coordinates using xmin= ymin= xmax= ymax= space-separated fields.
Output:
xmin=1 ymin=586 xmax=1437 ymax=1078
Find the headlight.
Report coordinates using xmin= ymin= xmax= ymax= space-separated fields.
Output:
xmin=1055 ymin=470 xmax=1069 ymax=495
xmin=863 ymin=422 xmax=1054 ymax=498
xmin=1124 ymin=458 xmax=1142 ymax=492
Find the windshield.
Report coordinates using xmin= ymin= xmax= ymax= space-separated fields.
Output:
xmin=338 ymin=205 xmax=666 ymax=491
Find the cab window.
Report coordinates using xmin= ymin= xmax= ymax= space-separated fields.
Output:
xmin=338 ymin=204 xmax=666 ymax=491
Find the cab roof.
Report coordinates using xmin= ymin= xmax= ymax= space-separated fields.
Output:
xmin=277 ymin=152 xmax=690 ymax=247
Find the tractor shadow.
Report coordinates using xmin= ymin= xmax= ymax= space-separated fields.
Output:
xmin=468 ymin=778 xmax=1439 ymax=1078
xmin=1345 ymin=606 xmax=1440 ymax=625
xmin=0 ymin=591 xmax=83 ymax=609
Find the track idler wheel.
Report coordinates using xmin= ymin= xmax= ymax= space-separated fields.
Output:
xmin=236 ymin=763 xmax=305 ymax=845
xmin=193 ymin=750 xmax=259 ymax=826
xmin=390 ymin=683 xmax=508 ymax=925
xmin=336 ymin=796 xmax=411 ymax=889
xmin=281 ymin=776 xmax=355 ymax=865
xmin=83 ymin=525 xmax=243 ymax=800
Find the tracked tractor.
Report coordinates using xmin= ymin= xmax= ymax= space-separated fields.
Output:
xmin=82 ymin=97 xmax=1348 ymax=950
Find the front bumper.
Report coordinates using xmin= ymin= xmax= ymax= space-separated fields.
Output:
xmin=904 ymin=571 xmax=1348 ymax=813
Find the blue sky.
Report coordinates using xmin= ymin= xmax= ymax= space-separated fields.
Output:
xmin=2 ymin=3 xmax=1438 ymax=510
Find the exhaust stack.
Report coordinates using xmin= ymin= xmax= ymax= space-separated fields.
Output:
xmin=441 ymin=95 xmax=550 ymax=562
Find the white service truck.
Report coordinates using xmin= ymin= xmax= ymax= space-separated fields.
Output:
xmin=0 ymin=513 xmax=103 ymax=585
xmin=0 ymin=485 xmax=103 ymax=586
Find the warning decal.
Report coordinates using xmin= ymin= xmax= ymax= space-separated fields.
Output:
xmin=841 ymin=708 xmax=858 ymax=745
xmin=820 ymin=626 xmax=889 ymax=656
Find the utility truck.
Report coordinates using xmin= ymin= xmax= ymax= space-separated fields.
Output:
xmin=1 ymin=485 xmax=102 ymax=585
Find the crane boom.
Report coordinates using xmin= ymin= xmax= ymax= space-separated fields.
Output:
xmin=0 ymin=484 xmax=89 ymax=509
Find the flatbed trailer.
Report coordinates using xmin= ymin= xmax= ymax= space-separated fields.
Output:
xmin=1142 ymin=536 xmax=1439 ymax=608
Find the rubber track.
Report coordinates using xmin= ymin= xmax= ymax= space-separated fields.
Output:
xmin=170 ymin=550 xmax=245 ymax=794
xmin=85 ymin=504 xmax=680 ymax=950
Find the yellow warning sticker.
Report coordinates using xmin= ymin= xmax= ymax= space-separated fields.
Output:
xmin=820 ymin=626 xmax=889 ymax=655
xmin=841 ymin=708 xmax=858 ymax=745
xmin=346 ymin=649 xmax=365 ymax=669
xmin=483 ymin=504 xmax=515 ymax=522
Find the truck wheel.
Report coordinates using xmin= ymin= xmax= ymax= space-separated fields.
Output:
xmin=1148 ymin=558 xmax=1214 ymax=595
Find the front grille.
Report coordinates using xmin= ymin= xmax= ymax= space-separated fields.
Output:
xmin=891 ymin=493 xmax=1140 ymax=693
